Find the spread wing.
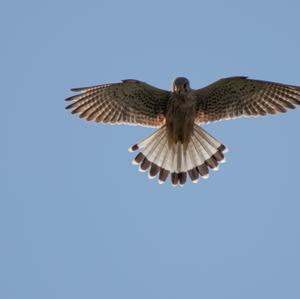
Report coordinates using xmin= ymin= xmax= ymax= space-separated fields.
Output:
xmin=65 ymin=79 xmax=170 ymax=127
xmin=192 ymin=76 xmax=300 ymax=124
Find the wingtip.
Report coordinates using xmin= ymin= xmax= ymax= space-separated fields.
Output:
xmin=64 ymin=95 xmax=76 ymax=102
xmin=70 ymin=87 xmax=83 ymax=92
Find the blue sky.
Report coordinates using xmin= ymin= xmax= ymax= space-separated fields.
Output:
xmin=1 ymin=0 xmax=300 ymax=298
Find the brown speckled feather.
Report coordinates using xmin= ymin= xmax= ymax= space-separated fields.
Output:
xmin=192 ymin=76 xmax=300 ymax=123
xmin=65 ymin=79 xmax=170 ymax=127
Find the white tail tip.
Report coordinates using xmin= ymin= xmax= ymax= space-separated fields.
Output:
xmin=138 ymin=166 xmax=146 ymax=172
xmin=132 ymin=159 xmax=138 ymax=165
xmin=148 ymin=173 xmax=156 ymax=179
xmin=212 ymin=166 xmax=219 ymax=171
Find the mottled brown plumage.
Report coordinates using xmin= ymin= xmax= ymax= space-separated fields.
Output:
xmin=166 ymin=93 xmax=197 ymax=147
xmin=65 ymin=79 xmax=169 ymax=127
xmin=65 ymin=76 xmax=300 ymax=186
xmin=192 ymin=76 xmax=300 ymax=123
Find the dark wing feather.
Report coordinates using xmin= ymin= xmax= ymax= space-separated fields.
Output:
xmin=192 ymin=76 xmax=300 ymax=123
xmin=65 ymin=79 xmax=170 ymax=127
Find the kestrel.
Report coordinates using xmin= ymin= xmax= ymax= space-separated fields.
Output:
xmin=65 ymin=76 xmax=300 ymax=186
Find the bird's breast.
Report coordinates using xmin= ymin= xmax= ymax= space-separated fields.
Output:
xmin=165 ymin=94 xmax=197 ymax=146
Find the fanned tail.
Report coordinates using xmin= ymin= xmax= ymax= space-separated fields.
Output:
xmin=129 ymin=125 xmax=228 ymax=186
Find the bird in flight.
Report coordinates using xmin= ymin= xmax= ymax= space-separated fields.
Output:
xmin=65 ymin=76 xmax=300 ymax=186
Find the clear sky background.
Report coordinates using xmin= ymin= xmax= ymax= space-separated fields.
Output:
xmin=1 ymin=0 xmax=300 ymax=298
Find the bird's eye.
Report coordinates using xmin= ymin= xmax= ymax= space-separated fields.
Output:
xmin=183 ymin=83 xmax=187 ymax=89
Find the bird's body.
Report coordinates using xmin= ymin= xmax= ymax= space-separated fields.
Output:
xmin=65 ymin=76 xmax=300 ymax=186
xmin=166 ymin=92 xmax=196 ymax=146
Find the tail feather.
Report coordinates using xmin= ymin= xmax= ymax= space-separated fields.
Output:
xmin=129 ymin=125 xmax=227 ymax=186
xmin=158 ymin=144 xmax=172 ymax=184
xmin=193 ymin=130 xmax=217 ymax=161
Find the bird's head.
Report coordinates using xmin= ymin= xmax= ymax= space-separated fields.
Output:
xmin=172 ymin=77 xmax=191 ymax=95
